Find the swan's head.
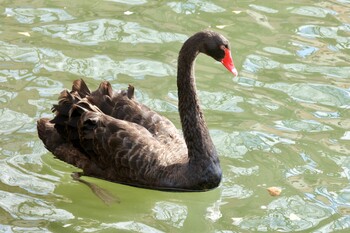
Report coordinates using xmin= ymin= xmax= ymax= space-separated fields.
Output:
xmin=199 ymin=31 xmax=238 ymax=77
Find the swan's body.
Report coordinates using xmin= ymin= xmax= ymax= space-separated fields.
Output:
xmin=37 ymin=30 xmax=237 ymax=191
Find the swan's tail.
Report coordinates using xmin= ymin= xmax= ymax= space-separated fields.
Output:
xmin=50 ymin=90 xmax=82 ymax=142
xmin=72 ymin=79 xmax=91 ymax=97
xmin=38 ymin=78 xmax=135 ymax=153
xmin=50 ymin=87 xmax=102 ymax=144
xmin=69 ymin=79 xmax=135 ymax=116
xmin=38 ymin=82 xmax=104 ymax=164
xmin=37 ymin=118 xmax=105 ymax=180
xmin=37 ymin=118 xmax=65 ymax=152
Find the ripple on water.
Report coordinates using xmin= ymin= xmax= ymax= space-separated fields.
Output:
xmin=33 ymin=19 xmax=188 ymax=45
xmin=0 ymin=41 xmax=175 ymax=79
xmin=243 ymin=54 xmax=350 ymax=77
xmin=338 ymin=189 xmax=350 ymax=208
xmin=168 ymin=90 xmax=245 ymax=112
xmin=313 ymin=111 xmax=340 ymax=119
xmin=263 ymin=47 xmax=292 ymax=56
xmin=0 ymin=108 xmax=32 ymax=134
xmin=25 ymin=76 xmax=64 ymax=97
xmin=0 ymin=190 xmax=73 ymax=221
xmin=138 ymin=91 xmax=178 ymax=113
xmin=75 ymin=221 xmax=164 ymax=233
xmin=292 ymin=42 xmax=319 ymax=58
xmin=206 ymin=200 xmax=224 ymax=222
xmin=297 ymin=24 xmax=350 ymax=49
xmin=266 ymin=83 xmax=350 ymax=107
xmin=249 ymin=4 xmax=279 ymax=14
xmin=221 ymin=184 xmax=253 ymax=199
xmin=233 ymin=195 xmax=332 ymax=231
xmin=285 ymin=153 xmax=323 ymax=179
xmin=199 ymin=90 xmax=244 ymax=112
xmin=243 ymin=54 xmax=280 ymax=73
xmin=274 ymin=119 xmax=333 ymax=132
xmin=0 ymin=225 xmax=50 ymax=233
xmin=246 ymin=9 xmax=274 ymax=30
xmin=312 ymin=186 xmax=350 ymax=212
xmin=106 ymin=0 xmax=147 ymax=5
xmin=0 ymin=90 xmax=17 ymax=104
xmin=212 ymin=130 xmax=295 ymax=158
xmin=5 ymin=7 xmax=74 ymax=24
xmin=289 ymin=6 xmax=337 ymax=18
xmin=315 ymin=216 xmax=350 ymax=232
xmin=0 ymin=160 xmax=57 ymax=196
xmin=0 ymin=139 xmax=59 ymax=195
xmin=167 ymin=0 xmax=225 ymax=14
xmin=152 ymin=201 xmax=187 ymax=228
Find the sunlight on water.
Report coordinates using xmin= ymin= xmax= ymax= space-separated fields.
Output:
xmin=1 ymin=0 xmax=350 ymax=232
xmin=167 ymin=0 xmax=225 ymax=14
xmin=5 ymin=7 xmax=75 ymax=24
xmin=0 ymin=41 xmax=175 ymax=80
xmin=33 ymin=19 xmax=188 ymax=45
xmin=106 ymin=0 xmax=148 ymax=5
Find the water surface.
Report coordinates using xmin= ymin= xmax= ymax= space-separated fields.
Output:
xmin=1 ymin=0 xmax=350 ymax=232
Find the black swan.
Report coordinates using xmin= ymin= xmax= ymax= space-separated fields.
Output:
xmin=37 ymin=30 xmax=237 ymax=192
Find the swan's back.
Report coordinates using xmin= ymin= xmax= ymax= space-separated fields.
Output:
xmin=81 ymin=80 xmax=184 ymax=145
xmin=38 ymin=79 xmax=188 ymax=189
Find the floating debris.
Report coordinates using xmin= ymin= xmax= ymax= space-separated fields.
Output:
xmin=124 ymin=11 xmax=133 ymax=15
xmin=18 ymin=32 xmax=31 ymax=37
xmin=267 ymin=186 xmax=282 ymax=196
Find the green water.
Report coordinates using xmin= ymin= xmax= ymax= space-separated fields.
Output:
xmin=1 ymin=0 xmax=350 ymax=232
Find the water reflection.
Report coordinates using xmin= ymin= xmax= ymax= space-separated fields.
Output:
xmin=0 ymin=89 xmax=17 ymax=104
xmin=0 ymin=41 xmax=175 ymax=79
xmin=243 ymin=54 xmax=350 ymax=78
xmin=75 ymin=221 xmax=164 ymax=232
xmin=0 ymin=190 xmax=73 ymax=221
xmin=249 ymin=4 xmax=278 ymax=14
xmin=297 ymin=25 xmax=350 ymax=49
xmin=152 ymin=201 xmax=187 ymax=228
xmin=0 ymin=157 xmax=56 ymax=195
xmin=5 ymin=8 xmax=74 ymax=24
xmin=34 ymin=19 xmax=188 ymax=45
xmin=167 ymin=0 xmax=225 ymax=14
xmin=106 ymin=0 xmax=147 ymax=5
xmin=233 ymin=195 xmax=331 ymax=231
xmin=267 ymin=83 xmax=350 ymax=107
xmin=274 ymin=119 xmax=333 ymax=132
xmin=0 ymin=108 xmax=32 ymax=134
xmin=246 ymin=9 xmax=274 ymax=30
xmin=212 ymin=130 xmax=295 ymax=159
xmin=290 ymin=6 xmax=337 ymax=18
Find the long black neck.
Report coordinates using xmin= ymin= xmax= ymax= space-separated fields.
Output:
xmin=177 ymin=35 xmax=217 ymax=162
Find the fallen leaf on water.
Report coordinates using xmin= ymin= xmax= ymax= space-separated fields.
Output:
xmin=267 ymin=186 xmax=282 ymax=196
xmin=18 ymin=32 xmax=31 ymax=37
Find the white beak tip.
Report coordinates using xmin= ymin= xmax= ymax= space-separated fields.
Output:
xmin=231 ymin=67 xmax=238 ymax=77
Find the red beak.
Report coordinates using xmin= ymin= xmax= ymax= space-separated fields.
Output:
xmin=221 ymin=48 xmax=238 ymax=77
